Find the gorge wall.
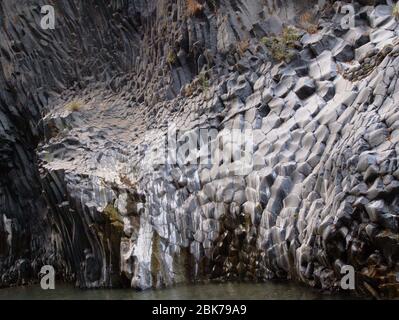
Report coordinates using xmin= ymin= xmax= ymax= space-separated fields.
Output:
xmin=1 ymin=0 xmax=399 ymax=298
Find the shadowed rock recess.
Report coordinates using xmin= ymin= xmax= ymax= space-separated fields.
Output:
xmin=1 ymin=0 xmax=399 ymax=298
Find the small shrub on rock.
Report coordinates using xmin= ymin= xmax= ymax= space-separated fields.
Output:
xmin=66 ymin=101 xmax=82 ymax=112
xmin=299 ymin=12 xmax=319 ymax=34
xmin=187 ymin=0 xmax=203 ymax=16
xmin=393 ymin=3 xmax=399 ymax=20
xmin=167 ymin=50 xmax=177 ymax=65
xmin=261 ymin=27 xmax=301 ymax=62
xmin=198 ymin=71 xmax=209 ymax=91
xmin=236 ymin=39 xmax=250 ymax=56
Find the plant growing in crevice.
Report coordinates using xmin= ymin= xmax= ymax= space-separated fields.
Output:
xmin=281 ymin=26 xmax=301 ymax=44
xmin=236 ymin=39 xmax=250 ymax=56
xmin=104 ymin=203 xmax=123 ymax=225
xmin=198 ymin=71 xmax=210 ymax=91
xmin=65 ymin=100 xmax=82 ymax=112
xmin=186 ymin=0 xmax=203 ymax=16
xmin=151 ymin=231 xmax=162 ymax=286
xmin=119 ymin=173 xmax=136 ymax=188
xmin=166 ymin=50 xmax=177 ymax=65
xmin=183 ymin=70 xmax=211 ymax=97
xmin=261 ymin=26 xmax=301 ymax=63
xmin=183 ymin=83 xmax=195 ymax=97
xmin=299 ymin=11 xmax=319 ymax=34
xmin=393 ymin=2 xmax=399 ymax=20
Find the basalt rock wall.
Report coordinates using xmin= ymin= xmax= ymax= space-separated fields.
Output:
xmin=1 ymin=0 xmax=399 ymax=298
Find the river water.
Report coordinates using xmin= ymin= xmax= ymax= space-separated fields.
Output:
xmin=0 ymin=281 xmax=355 ymax=300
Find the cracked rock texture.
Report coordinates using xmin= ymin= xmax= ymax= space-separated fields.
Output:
xmin=1 ymin=0 xmax=399 ymax=298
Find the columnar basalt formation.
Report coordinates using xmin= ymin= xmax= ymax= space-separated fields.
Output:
xmin=1 ymin=0 xmax=399 ymax=298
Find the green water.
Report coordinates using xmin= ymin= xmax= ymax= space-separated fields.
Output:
xmin=0 ymin=281 xmax=354 ymax=300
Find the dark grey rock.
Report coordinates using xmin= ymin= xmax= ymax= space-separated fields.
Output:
xmin=294 ymin=77 xmax=316 ymax=100
xmin=333 ymin=42 xmax=355 ymax=62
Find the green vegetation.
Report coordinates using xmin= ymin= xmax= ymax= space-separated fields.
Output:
xmin=104 ymin=203 xmax=123 ymax=229
xmin=151 ymin=231 xmax=161 ymax=286
xmin=166 ymin=50 xmax=177 ymax=65
xmin=393 ymin=3 xmax=399 ymax=20
xmin=65 ymin=101 xmax=82 ymax=112
xmin=281 ymin=27 xmax=301 ymax=43
xmin=198 ymin=71 xmax=209 ymax=90
xmin=183 ymin=71 xmax=210 ymax=97
xmin=261 ymin=26 xmax=301 ymax=62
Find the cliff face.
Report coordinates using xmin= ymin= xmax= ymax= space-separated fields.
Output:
xmin=1 ymin=0 xmax=399 ymax=297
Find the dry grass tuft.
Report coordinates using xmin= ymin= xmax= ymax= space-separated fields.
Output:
xmin=119 ymin=173 xmax=136 ymax=188
xmin=299 ymin=12 xmax=313 ymax=25
xmin=299 ymin=11 xmax=319 ymax=34
xmin=66 ymin=101 xmax=82 ymax=112
xmin=187 ymin=0 xmax=203 ymax=16
xmin=393 ymin=3 xmax=399 ymax=20
xmin=306 ymin=24 xmax=319 ymax=35
xmin=237 ymin=39 xmax=250 ymax=56
xmin=184 ymin=83 xmax=195 ymax=97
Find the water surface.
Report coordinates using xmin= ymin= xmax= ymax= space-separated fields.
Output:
xmin=0 ymin=281 xmax=354 ymax=300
